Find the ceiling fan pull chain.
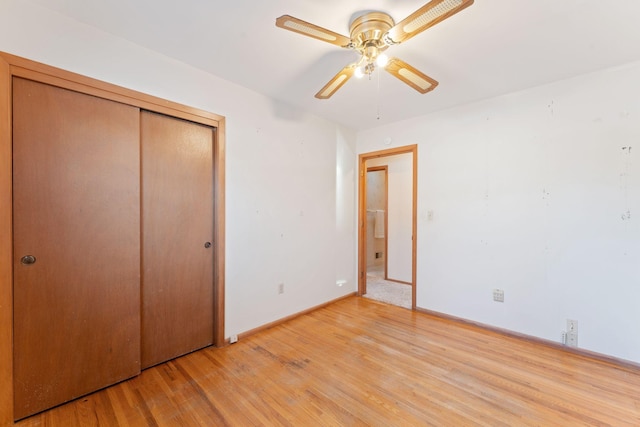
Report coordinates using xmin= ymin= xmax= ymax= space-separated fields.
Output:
xmin=376 ymin=67 xmax=381 ymax=121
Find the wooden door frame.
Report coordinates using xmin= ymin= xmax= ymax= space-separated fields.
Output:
xmin=0 ymin=52 xmax=226 ymax=424
xmin=358 ymin=145 xmax=417 ymax=309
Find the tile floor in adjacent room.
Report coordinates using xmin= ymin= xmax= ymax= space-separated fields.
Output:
xmin=364 ymin=264 xmax=412 ymax=309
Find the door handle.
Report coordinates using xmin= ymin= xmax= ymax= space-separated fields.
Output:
xmin=21 ymin=255 xmax=37 ymax=265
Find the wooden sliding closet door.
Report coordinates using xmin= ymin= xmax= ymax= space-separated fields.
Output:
xmin=12 ymin=78 xmax=141 ymax=420
xmin=141 ymin=111 xmax=214 ymax=368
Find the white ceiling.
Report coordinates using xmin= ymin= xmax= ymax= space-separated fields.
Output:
xmin=29 ymin=0 xmax=640 ymax=131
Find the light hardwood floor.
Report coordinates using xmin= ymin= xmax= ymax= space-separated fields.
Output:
xmin=16 ymin=297 xmax=640 ymax=426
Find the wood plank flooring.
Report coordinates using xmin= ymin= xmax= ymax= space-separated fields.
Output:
xmin=16 ymin=297 xmax=640 ymax=426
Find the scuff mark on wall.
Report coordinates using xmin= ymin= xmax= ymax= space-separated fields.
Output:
xmin=621 ymin=146 xmax=632 ymax=222
xmin=620 ymin=145 xmax=633 ymax=257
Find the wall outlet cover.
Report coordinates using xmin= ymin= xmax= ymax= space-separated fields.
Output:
xmin=566 ymin=332 xmax=578 ymax=347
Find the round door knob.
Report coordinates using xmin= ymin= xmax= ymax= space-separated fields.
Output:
xmin=21 ymin=255 xmax=37 ymax=265
xmin=204 ymin=242 xmax=212 ymax=249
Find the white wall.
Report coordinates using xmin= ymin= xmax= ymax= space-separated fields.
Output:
xmin=0 ymin=0 xmax=357 ymax=338
xmin=368 ymin=154 xmax=413 ymax=283
xmin=3 ymin=0 xmax=638 ymax=365
xmin=358 ymin=61 xmax=640 ymax=363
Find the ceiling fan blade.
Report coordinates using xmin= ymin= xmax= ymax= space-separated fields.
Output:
xmin=276 ymin=15 xmax=352 ymax=48
xmin=315 ymin=65 xmax=355 ymax=99
xmin=385 ymin=0 xmax=474 ymax=45
xmin=385 ymin=58 xmax=438 ymax=94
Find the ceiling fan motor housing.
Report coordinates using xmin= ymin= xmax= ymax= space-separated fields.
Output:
xmin=349 ymin=12 xmax=395 ymax=59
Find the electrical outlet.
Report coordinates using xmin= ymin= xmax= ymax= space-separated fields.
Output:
xmin=566 ymin=319 xmax=578 ymax=347
xmin=278 ymin=283 xmax=285 ymax=294
xmin=492 ymin=289 xmax=504 ymax=302
xmin=230 ymin=335 xmax=238 ymax=344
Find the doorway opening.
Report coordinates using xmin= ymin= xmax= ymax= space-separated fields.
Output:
xmin=358 ymin=145 xmax=417 ymax=309
xmin=365 ymin=166 xmax=388 ymax=280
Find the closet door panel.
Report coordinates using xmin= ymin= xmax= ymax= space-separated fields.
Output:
xmin=141 ymin=111 xmax=214 ymax=368
xmin=12 ymin=78 xmax=141 ymax=419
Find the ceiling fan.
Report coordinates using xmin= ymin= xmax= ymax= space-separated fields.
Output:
xmin=276 ymin=0 xmax=473 ymax=99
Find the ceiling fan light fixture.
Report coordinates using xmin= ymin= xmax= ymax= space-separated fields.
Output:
xmin=276 ymin=0 xmax=474 ymax=99
xmin=376 ymin=53 xmax=389 ymax=67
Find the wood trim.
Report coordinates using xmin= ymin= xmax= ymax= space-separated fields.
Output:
xmin=234 ymin=293 xmax=357 ymax=344
xmin=2 ymin=52 xmax=223 ymax=127
xmin=213 ymin=119 xmax=226 ymax=347
xmin=384 ymin=278 xmax=412 ymax=286
xmin=358 ymin=145 xmax=417 ymax=309
xmin=384 ymin=166 xmax=389 ymax=282
xmin=358 ymin=161 xmax=365 ymax=295
xmin=0 ymin=51 xmax=227 ymax=422
xmin=362 ymin=145 xmax=417 ymax=159
xmin=411 ymin=147 xmax=418 ymax=308
xmin=0 ymin=54 xmax=13 ymax=427
xmin=415 ymin=307 xmax=640 ymax=373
